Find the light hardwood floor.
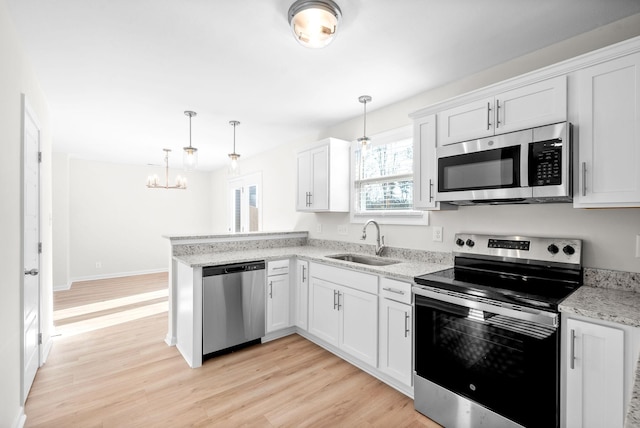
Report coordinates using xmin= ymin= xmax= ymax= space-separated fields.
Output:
xmin=25 ymin=272 xmax=441 ymax=427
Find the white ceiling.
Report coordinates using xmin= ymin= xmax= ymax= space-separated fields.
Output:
xmin=7 ymin=0 xmax=640 ymax=171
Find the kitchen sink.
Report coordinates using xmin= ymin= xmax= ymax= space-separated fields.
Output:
xmin=325 ymin=253 xmax=401 ymax=266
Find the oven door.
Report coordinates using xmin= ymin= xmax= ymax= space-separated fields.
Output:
xmin=436 ymin=128 xmax=532 ymax=203
xmin=414 ymin=288 xmax=559 ymax=428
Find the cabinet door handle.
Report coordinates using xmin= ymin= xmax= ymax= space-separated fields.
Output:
xmin=333 ymin=289 xmax=338 ymax=310
xmin=581 ymin=162 xmax=587 ymax=197
xmin=302 ymin=265 xmax=307 ymax=282
xmin=272 ymin=266 xmax=287 ymax=270
xmin=308 ymin=192 xmax=313 ymax=207
xmin=570 ymin=329 xmax=576 ymax=370
xmin=382 ymin=287 xmax=405 ymax=295
xmin=496 ymin=99 xmax=501 ymax=128
xmin=404 ymin=312 xmax=410 ymax=338
xmin=428 ymin=179 xmax=434 ymax=202
xmin=486 ymin=102 xmax=492 ymax=130
xmin=269 ymin=281 xmax=274 ymax=298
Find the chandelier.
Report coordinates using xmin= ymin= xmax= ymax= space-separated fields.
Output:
xmin=146 ymin=149 xmax=187 ymax=190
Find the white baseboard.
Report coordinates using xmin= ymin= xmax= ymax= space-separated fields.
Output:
xmin=12 ymin=406 xmax=26 ymax=428
xmin=68 ymin=268 xmax=168 ymax=284
xmin=53 ymin=282 xmax=71 ymax=291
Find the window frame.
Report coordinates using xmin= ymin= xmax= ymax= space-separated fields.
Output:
xmin=228 ymin=171 xmax=263 ymax=233
xmin=350 ymin=125 xmax=428 ymax=225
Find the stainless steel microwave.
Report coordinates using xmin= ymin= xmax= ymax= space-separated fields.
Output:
xmin=436 ymin=122 xmax=572 ymax=205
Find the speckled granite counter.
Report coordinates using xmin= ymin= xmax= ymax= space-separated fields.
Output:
xmin=560 ymin=286 xmax=640 ymax=428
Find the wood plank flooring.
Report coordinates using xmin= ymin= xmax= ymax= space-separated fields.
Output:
xmin=25 ymin=272 xmax=440 ymax=427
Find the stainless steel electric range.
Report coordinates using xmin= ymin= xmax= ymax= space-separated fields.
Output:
xmin=413 ymin=233 xmax=583 ymax=428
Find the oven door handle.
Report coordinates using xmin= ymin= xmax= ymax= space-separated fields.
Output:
xmin=412 ymin=286 xmax=558 ymax=327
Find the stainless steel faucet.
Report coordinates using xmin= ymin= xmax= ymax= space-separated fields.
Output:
xmin=362 ymin=219 xmax=386 ymax=256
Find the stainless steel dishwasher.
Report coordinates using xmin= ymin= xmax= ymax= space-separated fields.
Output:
xmin=202 ymin=260 xmax=266 ymax=358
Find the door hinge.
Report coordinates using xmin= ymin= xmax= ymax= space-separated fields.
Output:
xmin=38 ymin=242 xmax=42 ymax=253
xmin=38 ymin=152 xmax=42 ymax=163
xmin=38 ymin=333 xmax=42 ymax=345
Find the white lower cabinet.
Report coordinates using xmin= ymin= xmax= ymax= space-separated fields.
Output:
xmin=379 ymin=277 xmax=413 ymax=388
xmin=308 ymin=263 xmax=378 ymax=368
xmin=565 ymin=318 xmax=624 ymax=428
xmin=266 ymin=260 xmax=290 ymax=333
xmin=379 ymin=298 xmax=412 ymax=386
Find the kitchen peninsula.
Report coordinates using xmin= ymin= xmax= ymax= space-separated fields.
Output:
xmin=164 ymin=231 xmax=450 ymax=370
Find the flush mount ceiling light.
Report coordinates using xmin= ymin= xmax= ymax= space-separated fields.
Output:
xmin=228 ymin=120 xmax=241 ymax=175
xmin=288 ymin=0 xmax=342 ymax=48
xmin=146 ymin=149 xmax=187 ymax=190
xmin=183 ymin=110 xmax=198 ymax=170
xmin=357 ymin=95 xmax=372 ymax=152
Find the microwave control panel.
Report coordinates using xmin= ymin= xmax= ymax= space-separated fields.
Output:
xmin=529 ymin=139 xmax=562 ymax=186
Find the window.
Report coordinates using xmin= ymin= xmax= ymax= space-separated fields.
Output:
xmin=351 ymin=126 xmax=427 ymax=225
xmin=228 ymin=172 xmax=262 ymax=233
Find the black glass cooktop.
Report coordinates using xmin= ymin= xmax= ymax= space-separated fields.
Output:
xmin=414 ymin=257 xmax=583 ymax=311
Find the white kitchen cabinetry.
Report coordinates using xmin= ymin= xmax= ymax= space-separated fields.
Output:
xmin=572 ymin=52 xmax=640 ymax=208
xmin=437 ymin=75 xmax=567 ymax=146
xmin=413 ymin=114 xmax=440 ymax=210
xmin=296 ymin=138 xmax=350 ymax=212
xmin=266 ymin=260 xmax=290 ymax=333
xmin=308 ymin=262 xmax=378 ymax=367
xmin=379 ymin=277 xmax=413 ymax=387
xmin=294 ymin=259 xmax=309 ymax=330
xmin=564 ymin=318 xmax=624 ymax=428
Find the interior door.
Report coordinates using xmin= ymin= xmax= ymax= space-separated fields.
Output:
xmin=22 ymin=95 xmax=41 ymax=402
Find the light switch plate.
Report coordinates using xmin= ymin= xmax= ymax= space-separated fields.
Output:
xmin=636 ymin=234 xmax=640 ymax=258
xmin=316 ymin=223 xmax=322 ymax=233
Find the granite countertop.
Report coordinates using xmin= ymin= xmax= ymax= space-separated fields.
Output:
xmin=560 ymin=286 xmax=640 ymax=328
xmin=173 ymin=245 xmax=450 ymax=282
xmin=164 ymin=230 xmax=306 ymax=241
xmin=560 ymin=287 xmax=640 ymax=428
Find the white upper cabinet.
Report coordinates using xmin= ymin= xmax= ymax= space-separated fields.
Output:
xmin=413 ymin=114 xmax=440 ymax=210
xmin=296 ymin=138 xmax=350 ymax=212
xmin=437 ymin=75 xmax=567 ymax=146
xmin=572 ymin=52 xmax=640 ymax=207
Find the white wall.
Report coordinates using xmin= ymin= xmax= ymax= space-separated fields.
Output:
xmin=0 ymin=0 xmax=53 ymax=425
xmin=54 ymin=157 xmax=215 ymax=283
xmin=211 ymin=14 xmax=640 ymax=274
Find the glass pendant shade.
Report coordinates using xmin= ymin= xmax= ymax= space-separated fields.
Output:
xmin=183 ymin=146 xmax=198 ymax=170
xmin=288 ymin=0 xmax=341 ymax=48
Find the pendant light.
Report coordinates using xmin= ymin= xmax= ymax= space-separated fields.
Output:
xmin=357 ymin=95 xmax=372 ymax=154
xmin=183 ymin=110 xmax=198 ymax=170
xmin=228 ymin=120 xmax=241 ymax=175
xmin=146 ymin=149 xmax=187 ymax=189
xmin=288 ymin=0 xmax=342 ymax=48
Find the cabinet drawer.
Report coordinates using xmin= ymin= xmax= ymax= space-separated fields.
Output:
xmin=268 ymin=259 xmax=290 ymax=275
xmin=310 ymin=262 xmax=378 ymax=294
xmin=380 ymin=277 xmax=412 ymax=304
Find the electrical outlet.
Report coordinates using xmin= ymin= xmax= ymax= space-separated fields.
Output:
xmin=95 ymin=261 xmax=102 ymax=268
xmin=337 ymin=224 xmax=348 ymax=235
xmin=316 ymin=223 xmax=322 ymax=234
xmin=432 ymin=226 xmax=443 ymax=242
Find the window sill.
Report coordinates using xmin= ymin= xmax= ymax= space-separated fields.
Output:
xmin=351 ymin=210 xmax=429 ymax=226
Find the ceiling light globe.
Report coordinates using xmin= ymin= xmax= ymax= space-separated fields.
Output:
xmin=288 ymin=0 xmax=341 ymax=48
xmin=183 ymin=146 xmax=198 ymax=170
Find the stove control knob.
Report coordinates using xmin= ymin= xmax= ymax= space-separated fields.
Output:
xmin=547 ymin=244 xmax=559 ymax=254
xmin=466 ymin=239 xmax=475 ymax=248
xmin=456 ymin=238 xmax=465 ymax=247
xmin=563 ymin=245 xmax=575 ymax=255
